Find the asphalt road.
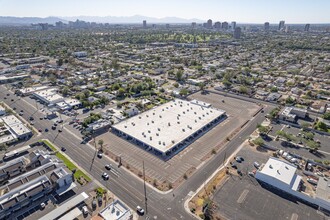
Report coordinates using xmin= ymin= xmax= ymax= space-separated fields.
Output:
xmin=0 ymin=85 xmax=271 ymax=220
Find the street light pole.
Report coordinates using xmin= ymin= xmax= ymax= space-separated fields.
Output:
xmin=143 ymin=160 xmax=148 ymax=215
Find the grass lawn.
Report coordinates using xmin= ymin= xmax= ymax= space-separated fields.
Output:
xmin=42 ymin=140 xmax=91 ymax=182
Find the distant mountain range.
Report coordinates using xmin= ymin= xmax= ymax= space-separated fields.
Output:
xmin=0 ymin=15 xmax=204 ymax=25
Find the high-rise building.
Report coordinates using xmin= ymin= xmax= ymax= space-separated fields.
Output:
xmin=207 ymin=19 xmax=213 ymax=28
xmin=279 ymin=20 xmax=285 ymax=30
xmin=166 ymin=24 xmax=170 ymax=28
xmin=214 ymin=22 xmax=221 ymax=29
xmin=192 ymin=22 xmax=196 ymax=28
xmin=233 ymin=27 xmax=241 ymax=39
xmin=264 ymin=22 xmax=270 ymax=31
xmin=231 ymin=21 xmax=236 ymax=31
xmin=222 ymin=22 xmax=229 ymax=29
xmin=304 ymin=24 xmax=310 ymax=32
xmin=143 ymin=20 xmax=147 ymax=28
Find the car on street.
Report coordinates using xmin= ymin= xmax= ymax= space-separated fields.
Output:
xmin=61 ymin=147 xmax=66 ymax=152
xmin=136 ymin=206 xmax=145 ymax=215
xmin=13 ymin=107 xmax=16 ymax=110
xmin=52 ymin=126 xmax=56 ymax=130
xmin=45 ymin=128 xmax=49 ymax=132
xmin=3 ymin=97 xmax=6 ymax=99
xmin=38 ymin=129 xmax=42 ymax=132
xmin=97 ymin=152 xmax=103 ymax=158
xmin=57 ymin=119 xmax=63 ymax=123
xmin=30 ymin=121 xmax=34 ymax=125
xmin=248 ymin=171 xmax=255 ymax=177
xmin=58 ymin=129 xmax=62 ymax=132
xmin=54 ymin=123 xmax=58 ymax=126
xmin=19 ymin=112 xmax=23 ymax=116
xmin=40 ymin=117 xmax=43 ymax=120
xmin=105 ymin=164 xmax=112 ymax=170
xmin=44 ymin=115 xmax=48 ymax=119
xmin=102 ymin=172 xmax=109 ymax=180
xmin=11 ymin=99 xmax=14 ymax=102
xmin=29 ymin=116 xmax=34 ymax=121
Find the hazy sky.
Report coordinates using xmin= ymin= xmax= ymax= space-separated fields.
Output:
xmin=0 ymin=0 xmax=330 ymax=23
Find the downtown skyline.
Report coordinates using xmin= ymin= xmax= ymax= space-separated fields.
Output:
xmin=0 ymin=0 xmax=330 ymax=24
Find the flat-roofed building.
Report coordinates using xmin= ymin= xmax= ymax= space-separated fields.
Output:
xmin=33 ymin=88 xmax=64 ymax=105
xmin=17 ymin=86 xmax=49 ymax=96
xmin=279 ymin=107 xmax=307 ymax=122
xmin=99 ymin=199 xmax=132 ymax=220
xmin=0 ymin=115 xmax=32 ymax=145
xmin=112 ymin=99 xmax=226 ymax=159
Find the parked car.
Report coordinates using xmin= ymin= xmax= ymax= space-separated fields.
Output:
xmin=237 ymin=170 xmax=243 ymax=176
xmin=105 ymin=164 xmax=112 ymax=170
xmin=235 ymin=156 xmax=244 ymax=163
xmin=61 ymin=147 xmax=66 ymax=152
xmin=231 ymin=163 xmax=238 ymax=169
xmin=254 ymin=161 xmax=260 ymax=169
xmin=81 ymin=206 xmax=89 ymax=215
xmin=45 ymin=128 xmax=49 ymax=132
xmin=136 ymin=206 xmax=145 ymax=215
xmin=40 ymin=202 xmax=46 ymax=209
xmin=97 ymin=152 xmax=103 ymax=158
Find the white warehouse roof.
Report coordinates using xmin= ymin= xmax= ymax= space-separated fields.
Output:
xmin=112 ymin=99 xmax=225 ymax=153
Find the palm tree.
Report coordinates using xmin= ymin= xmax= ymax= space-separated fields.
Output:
xmin=98 ymin=139 xmax=104 ymax=151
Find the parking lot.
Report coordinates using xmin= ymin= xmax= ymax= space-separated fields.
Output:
xmin=97 ymin=92 xmax=260 ymax=185
xmin=214 ymin=145 xmax=328 ymax=220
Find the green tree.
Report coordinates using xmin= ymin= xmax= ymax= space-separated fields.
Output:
xmin=301 ymin=122 xmax=310 ymax=131
xmin=179 ymin=88 xmax=189 ymax=96
xmin=253 ymin=137 xmax=264 ymax=147
xmin=257 ymin=124 xmax=268 ymax=134
xmin=0 ymin=143 xmax=8 ymax=152
xmin=118 ymin=88 xmax=125 ymax=97
xmin=316 ymin=121 xmax=328 ymax=131
xmin=323 ymin=112 xmax=330 ymax=120
xmin=175 ymin=70 xmax=183 ymax=82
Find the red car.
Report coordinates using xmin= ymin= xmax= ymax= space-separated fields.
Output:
xmin=38 ymin=129 xmax=42 ymax=132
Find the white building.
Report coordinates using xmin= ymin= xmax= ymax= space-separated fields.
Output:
xmin=112 ymin=99 xmax=226 ymax=159
xmin=72 ymin=51 xmax=87 ymax=58
xmin=99 ymin=199 xmax=132 ymax=220
xmin=279 ymin=107 xmax=307 ymax=122
xmin=256 ymin=157 xmax=330 ymax=211
xmin=33 ymin=88 xmax=64 ymax=105
xmin=0 ymin=115 xmax=32 ymax=144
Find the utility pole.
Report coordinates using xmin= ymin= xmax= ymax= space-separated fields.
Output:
xmin=223 ymin=151 xmax=227 ymax=165
xmin=143 ymin=161 xmax=148 ymax=215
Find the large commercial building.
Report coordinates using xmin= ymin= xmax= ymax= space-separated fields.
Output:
xmin=143 ymin=20 xmax=147 ymax=28
xmin=207 ymin=19 xmax=213 ymax=29
xmin=279 ymin=20 xmax=285 ymax=30
xmin=233 ymin=27 xmax=241 ymax=39
xmin=112 ymin=99 xmax=226 ymax=159
xmin=264 ymin=22 xmax=270 ymax=31
xmin=256 ymin=157 xmax=330 ymax=211
xmin=305 ymin=24 xmax=310 ymax=32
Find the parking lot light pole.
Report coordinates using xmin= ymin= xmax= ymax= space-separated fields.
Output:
xmin=143 ymin=161 xmax=148 ymax=215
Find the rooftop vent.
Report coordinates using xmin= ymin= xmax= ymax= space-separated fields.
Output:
xmin=182 ymin=128 xmax=185 ymax=132
xmin=168 ymin=122 xmax=171 ymax=126
xmin=177 ymin=121 xmax=180 ymax=124
xmin=153 ymin=112 xmax=155 ymax=115
xmin=159 ymin=141 xmax=161 ymax=145
xmin=163 ymin=142 xmax=165 ymax=146
xmin=150 ymin=137 xmax=152 ymax=140
xmin=195 ymin=120 xmax=197 ymax=123
xmin=269 ymin=165 xmax=273 ymax=169
xmin=156 ymin=133 xmax=159 ymax=136
xmin=124 ymin=126 xmax=127 ymax=128
xmin=158 ymin=128 xmax=160 ymax=131
xmin=139 ymin=116 xmax=141 ymax=119
xmin=183 ymin=111 xmax=185 ymax=114
xmin=152 ymin=120 xmax=154 ymax=123
xmin=159 ymin=115 xmax=162 ymax=118
xmin=146 ymin=115 xmax=149 ymax=117
xmin=148 ymin=130 xmax=151 ymax=133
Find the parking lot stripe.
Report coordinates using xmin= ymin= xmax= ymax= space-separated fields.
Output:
xmin=237 ymin=189 xmax=249 ymax=204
